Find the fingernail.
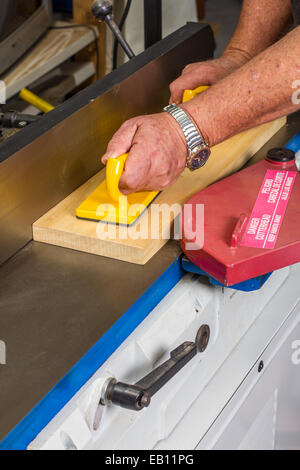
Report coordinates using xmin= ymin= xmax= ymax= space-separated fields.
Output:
xmin=101 ymin=152 xmax=118 ymax=164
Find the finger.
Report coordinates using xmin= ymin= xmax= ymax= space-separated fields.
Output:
xmin=169 ymin=71 xmax=209 ymax=104
xmin=119 ymin=141 xmax=151 ymax=193
xmin=170 ymin=73 xmax=206 ymax=104
xmin=101 ymin=119 xmax=139 ymax=164
xmin=182 ymin=63 xmax=197 ymax=75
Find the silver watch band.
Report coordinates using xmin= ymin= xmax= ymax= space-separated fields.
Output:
xmin=163 ymin=103 xmax=207 ymax=152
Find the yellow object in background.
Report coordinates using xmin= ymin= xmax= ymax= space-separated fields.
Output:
xmin=76 ymin=86 xmax=209 ymax=226
xmin=19 ymin=88 xmax=55 ymax=113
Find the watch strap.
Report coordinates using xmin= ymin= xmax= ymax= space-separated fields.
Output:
xmin=163 ymin=103 xmax=207 ymax=152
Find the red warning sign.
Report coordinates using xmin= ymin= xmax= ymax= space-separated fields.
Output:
xmin=241 ymin=169 xmax=296 ymax=249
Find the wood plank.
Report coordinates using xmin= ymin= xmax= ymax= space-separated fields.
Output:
xmin=196 ymin=0 xmax=205 ymax=20
xmin=73 ymin=0 xmax=106 ymax=80
xmin=33 ymin=117 xmax=286 ymax=265
xmin=3 ymin=21 xmax=98 ymax=99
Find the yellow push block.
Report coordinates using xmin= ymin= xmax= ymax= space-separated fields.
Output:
xmin=76 ymin=153 xmax=159 ymax=226
xmin=182 ymin=85 xmax=209 ymax=103
xmin=76 ymin=87 xmax=209 ymax=226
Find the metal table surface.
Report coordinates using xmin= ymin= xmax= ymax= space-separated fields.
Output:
xmin=0 ymin=112 xmax=299 ymax=444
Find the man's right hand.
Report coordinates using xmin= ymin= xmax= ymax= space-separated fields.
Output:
xmin=169 ymin=55 xmax=245 ymax=104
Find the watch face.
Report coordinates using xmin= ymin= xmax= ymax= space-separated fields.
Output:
xmin=191 ymin=147 xmax=211 ymax=170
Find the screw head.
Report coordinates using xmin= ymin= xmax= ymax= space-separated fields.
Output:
xmin=258 ymin=360 xmax=264 ymax=373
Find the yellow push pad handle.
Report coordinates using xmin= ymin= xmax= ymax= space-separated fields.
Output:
xmin=106 ymin=87 xmax=209 ymax=201
xmin=106 ymin=153 xmax=129 ymax=202
xmin=182 ymin=85 xmax=209 ymax=103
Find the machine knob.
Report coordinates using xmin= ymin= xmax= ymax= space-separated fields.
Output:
xmin=266 ymin=147 xmax=295 ymax=163
xmin=91 ymin=0 xmax=113 ymax=21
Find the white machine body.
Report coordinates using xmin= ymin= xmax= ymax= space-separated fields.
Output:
xmin=29 ymin=264 xmax=300 ymax=450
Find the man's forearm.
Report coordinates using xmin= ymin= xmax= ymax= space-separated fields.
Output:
xmin=183 ymin=25 xmax=300 ymax=147
xmin=222 ymin=0 xmax=292 ymax=65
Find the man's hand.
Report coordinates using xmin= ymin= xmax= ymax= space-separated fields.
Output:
xmin=102 ymin=112 xmax=187 ymax=193
xmin=169 ymin=0 xmax=292 ymax=105
xmin=169 ymin=56 xmax=243 ymax=104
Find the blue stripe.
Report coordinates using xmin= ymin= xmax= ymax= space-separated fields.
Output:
xmin=285 ymin=131 xmax=300 ymax=152
xmin=0 ymin=257 xmax=184 ymax=450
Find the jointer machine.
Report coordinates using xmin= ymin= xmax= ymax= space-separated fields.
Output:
xmin=1 ymin=16 xmax=300 ymax=450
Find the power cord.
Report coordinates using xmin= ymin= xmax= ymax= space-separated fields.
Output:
xmin=112 ymin=0 xmax=132 ymax=70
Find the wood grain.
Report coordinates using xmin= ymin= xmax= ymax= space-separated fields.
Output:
xmin=33 ymin=117 xmax=286 ymax=265
xmin=3 ymin=21 xmax=98 ymax=99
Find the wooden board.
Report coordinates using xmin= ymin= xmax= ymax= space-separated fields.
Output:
xmin=3 ymin=21 xmax=98 ymax=100
xmin=33 ymin=117 xmax=286 ymax=265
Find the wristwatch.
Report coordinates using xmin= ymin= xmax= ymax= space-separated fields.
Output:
xmin=164 ymin=103 xmax=211 ymax=171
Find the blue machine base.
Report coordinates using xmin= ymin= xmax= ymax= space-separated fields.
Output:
xmin=181 ymin=256 xmax=272 ymax=292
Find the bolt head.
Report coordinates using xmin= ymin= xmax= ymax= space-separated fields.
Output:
xmin=18 ymin=121 xmax=27 ymax=128
xmin=91 ymin=1 xmax=113 ymax=20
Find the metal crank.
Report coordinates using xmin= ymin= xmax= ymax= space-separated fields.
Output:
xmin=100 ymin=325 xmax=210 ymax=411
